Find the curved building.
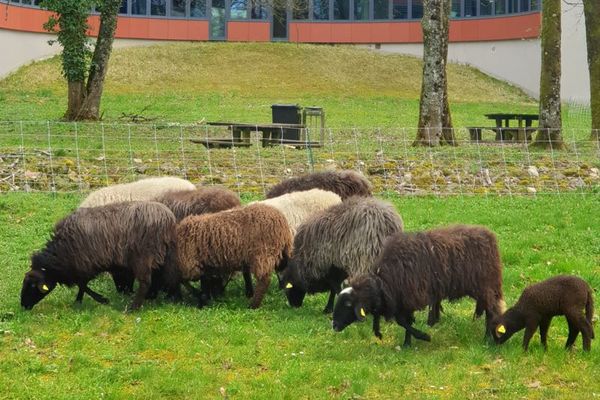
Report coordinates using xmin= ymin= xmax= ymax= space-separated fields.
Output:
xmin=0 ymin=0 xmax=590 ymax=102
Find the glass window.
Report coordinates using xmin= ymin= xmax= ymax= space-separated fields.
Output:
xmin=508 ymin=0 xmax=518 ymax=13
xmin=392 ymin=0 xmax=407 ymax=19
xmin=374 ymin=0 xmax=389 ymax=19
xmin=333 ymin=0 xmax=349 ymax=20
xmin=131 ymin=0 xmax=147 ymax=14
xmin=119 ymin=0 xmax=128 ymax=14
xmin=191 ymin=0 xmax=206 ymax=17
xmin=250 ymin=0 xmax=268 ymax=18
xmin=230 ymin=0 xmax=248 ymax=18
xmin=411 ymin=0 xmax=423 ymax=19
xmin=519 ymin=0 xmax=529 ymax=12
xmin=151 ymin=0 xmax=166 ymax=15
xmin=354 ymin=0 xmax=369 ymax=20
xmin=464 ymin=0 xmax=476 ymax=16
xmin=293 ymin=0 xmax=309 ymax=19
xmin=530 ymin=0 xmax=539 ymax=10
xmin=171 ymin=0 xmax=186 ymax=16
xmin=21 ymin=0 xmax=32 ymax=4
xmin=480 ymin=0 xmax=492 ymax=15
xmin=495 ymin=0 xmax=506 ymax=14
xmin=313 ymin=0 xmax=329 ymax=19
xmin=451 ymin=0 xmax=461 ymax=17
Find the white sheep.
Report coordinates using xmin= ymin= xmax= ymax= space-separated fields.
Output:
xmin=79 ymin=177 xmax=196 ymax=208
xmin=253 ymin=189 xmax=342 ymax=236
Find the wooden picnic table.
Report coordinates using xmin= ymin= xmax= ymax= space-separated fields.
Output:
xmin=485 ymin=113 xmax=539 ymax=142
xmin=190 ymin=122 xmax=322 ymax=149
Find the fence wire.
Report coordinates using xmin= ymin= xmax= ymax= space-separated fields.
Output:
xmin=0 ymin=121 xmax=598 ymax=197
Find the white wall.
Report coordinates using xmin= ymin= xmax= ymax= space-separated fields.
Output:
xmin=0 ymin=29 xmax=156 ymax=79
xmin=561 ymin=0 xmax=590 ymax=104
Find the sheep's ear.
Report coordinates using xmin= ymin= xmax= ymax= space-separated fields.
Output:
xmin=354 ymin=304 xmax=366 ymax=322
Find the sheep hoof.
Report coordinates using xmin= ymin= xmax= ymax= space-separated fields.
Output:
xmin=322 ymin=307 xmax=333 ymax=314
xmin=375 ymin=333 xmax=383 ymax=340
xmin=97 ymin=296 xmax=110 ymax=305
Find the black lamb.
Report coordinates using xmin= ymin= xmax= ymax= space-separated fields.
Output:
xmin=492 ymin=275 xmax=595 ymax=351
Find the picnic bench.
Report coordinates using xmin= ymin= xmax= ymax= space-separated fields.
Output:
xmin=191 ymin=105 xmax=325 ymax=149
xmin=467 ymin=113 xmax=539 ymax=143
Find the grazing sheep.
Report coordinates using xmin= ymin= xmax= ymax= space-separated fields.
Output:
xmin=165 ymin=204 xmax=292 ymax=309
xmin=331 ymin=225 xmax=505 ymax=347
xmin=492 ymin=275 xmax=595 ymax=351
xmin=278 ymin=196 xmax=403 ymax=313
xmin=156 ymin=187 xmax=241 ymax=222
xmin=20 ymin=202 xmax=176 ymax=311
xmin=254 ymin=189 xmax=342 ymax=236
xmin=266 ymin=170 xmax=372 ymax=200
xmin=79 ymin=176 xmax=195 ymax=208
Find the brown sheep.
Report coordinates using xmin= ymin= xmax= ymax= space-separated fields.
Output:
xmin=266 ymin=170 xmax=372 ymax=200
xmin=155 ymin=187 xmax=241 ymax=222
xmin=165 ymin=204 xmax=293 ymax=308
xmin=492 ymin=275 xmax=595 ymax=351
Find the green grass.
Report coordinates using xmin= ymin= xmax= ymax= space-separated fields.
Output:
xmin=0 ymin=41 xmax=568 ymax=128
xmin=0 ymin=193 xmax=599 ymax=399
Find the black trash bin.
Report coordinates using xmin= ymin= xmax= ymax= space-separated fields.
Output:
xmin=271 ymin=104 xmax=302 ymax=142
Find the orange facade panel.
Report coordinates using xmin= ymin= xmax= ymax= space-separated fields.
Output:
xmin=1 ymin=3 xmax=539 ymax=44
xmin=228 ymin=21 xmax=270 ymax=42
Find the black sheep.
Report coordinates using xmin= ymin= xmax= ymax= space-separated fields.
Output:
xmin=20 ymin=202 xmax=176 ymax=311
xmin=492 ymin=275 xmax=595 ymax=351
xmin=332 ymin=225 xmax=505 ymax=347
xmin=266 ymin=170 xmax=372 ymax=200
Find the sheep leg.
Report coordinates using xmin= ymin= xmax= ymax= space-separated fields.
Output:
xmin=396 ymin=312 xmax=431 ymax=346
xmin=521 ymin=320 xmax=538 ymax=351
xmin=427 ymin=302 xmax=442 ymax=326
xmin=75 ymin=286 xmax=85 ymax=303
xmin=249 ymin=274 xmax=270 ymax=309
xmin=243 ymin=267 xmax=254 ymax=298
xmin=565 ymin=318 xmax=580 ymax=350
xmin=539 ymin=317 xmax=552 ymax=351
xmin=571 ymin=312 xmax=593 ymax=352
xmin=84 ymin=287 xmax=109 ymax=304
xmin=323 ymin=289 xmax=336 ymax=314
xmin=373 ymin=314 xmax=383 ymax=340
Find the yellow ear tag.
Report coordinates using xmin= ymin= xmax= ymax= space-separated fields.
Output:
xmin=42 ymin=284 xmax=49 ymax=292
xmin=497 ymin=325 xmax=506 ymax=334
xmin=360 ymin=308 xmax=366 ymax=317
xmin=285 ymin=283 xmax=293 ymax=289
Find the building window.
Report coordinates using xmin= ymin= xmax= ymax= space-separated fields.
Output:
xmin=250 ymin=0 xmax=268 ymax=19
xmin=464 ymin=0 xmax=476 ymax=16
xmin=411 ymin=0 xmax=423 ymax=19
xmin=374 ymin=0 xmax=389 ymax=19
xmin=131 ymin=0 xmax=147 ymax=15
xmin=530 ymin=0 xmax=540 ymax=10
xmin=313 ymin=0 xmax=329 ymax=19
xmin=293 ymin=0 xmax=309 ymax=19
xmin=495 ymin=0 xmax=506 ymax=15
xmin=230 ymin=0 xmax=248 ymax=18
xmin=151 ymin=0 xmax=166 ymax=15
xmin=119 ymin=0 xmax=128 ymax=14
xmin=508 ymin=0 xmax=518 ymax=13
xmin=451 ymin=0 xmax=461 ymax=17
xmin=191 ymin=0 xmax=206 ymax=17
xmin=333 ymin=0 xmax=349 ymax=20
xmin=519 ymin=0 xmax=529 ymax=12
xmin=392 ymin=0 xmax=407 ymax=19
xmin=354 ymin=0 xmax=369 ymax=20
xmin=480 ymin=0 xmax=492 ymax=15
xmin=170 ymin=0 xmax=186 ymax=16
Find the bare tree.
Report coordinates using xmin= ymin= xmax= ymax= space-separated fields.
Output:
xmin=415 ymin=0 xmax=454 ymax=147
xmin=583 ymin=0 xmax=599 ymax=140
xmin=533 ymin=0 xmax=565 ymax=149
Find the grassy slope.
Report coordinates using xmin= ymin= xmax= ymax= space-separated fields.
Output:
xmin=0 ymin=42 xmax=545 ymax=128
xmin=0 ymin=193 xmax=598 ymax=399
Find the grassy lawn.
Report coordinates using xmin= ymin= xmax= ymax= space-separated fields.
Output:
xmin=0 ymin=192 xmax=598 ymax=399
xmin=0 ymin=42 xmax=591 ymax=132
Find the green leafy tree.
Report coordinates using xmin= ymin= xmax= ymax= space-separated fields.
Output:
xmin=41 ymin=0 xmax=122 ymax=121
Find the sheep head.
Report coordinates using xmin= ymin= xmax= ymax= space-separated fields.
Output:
xmin=20 ymin=268 xmax=57 ymax=310
xmin=278 ymin=260 xmax=306 ymax=308
xmin=332 ymin=286 xmax=367 ymax=332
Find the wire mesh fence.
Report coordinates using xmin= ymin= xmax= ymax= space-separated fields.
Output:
xmin=0 ymin=121 xmax=598 ymax=196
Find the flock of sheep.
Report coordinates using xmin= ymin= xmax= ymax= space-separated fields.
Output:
xmin=20 ymin=171 xmax=595 ymax=352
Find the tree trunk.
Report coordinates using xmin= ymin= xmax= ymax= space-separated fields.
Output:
xmin=415 ymin=0 xmax=452 ymax=147
xmin=533 ymin=0 xmax=564 ymax=149
xmin=66 ymin=81 xmax=85 ymax=120
xmin=440 ymin=0 xmax=455 ymax=145
xmin=77 ymin=0 xmax=122 ymax=120
xmin=583 ymin=0 xmax=599 ymax=141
